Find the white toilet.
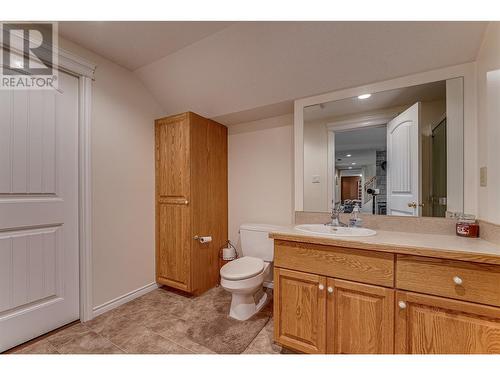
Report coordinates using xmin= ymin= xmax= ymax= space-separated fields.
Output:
xmin=220 ymin=223 xmax=286 ymax=321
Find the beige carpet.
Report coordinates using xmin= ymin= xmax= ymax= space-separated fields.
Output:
xmin=184 ymin=287 xmax=272 ymax=354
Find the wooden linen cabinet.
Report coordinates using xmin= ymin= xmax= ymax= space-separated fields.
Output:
xmin=155 ymin=112 xmax=228 ymax=295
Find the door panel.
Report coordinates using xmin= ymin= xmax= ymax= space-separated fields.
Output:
xmin=0 ymin=72 xmax=79 ymax=352
xmin=327 ymin=279 xmax=394 ymax=354
xmin=341 ymin=176 xmax=360 ymax=201
xmin=274 ymin=268 xmax=326 ymax=354
xmin=0 ymin=91 xmax=56 ymax=194
xmin=387 ymin=102 xmax=420 ymax=216
xmin=0 ymin=228 xmax=60 ymax=312
xmin=395 ymin=291 xmax=500 ymax=354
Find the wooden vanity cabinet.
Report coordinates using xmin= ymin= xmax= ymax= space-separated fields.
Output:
xmin=395 ymin=291 xmax=500 ymax=354
xmin=155 ymin=112 xmax=227 ymax=295
xmin=273 ymin=239 xmax=500 ymax=354
xmin=274 ymin=268 xmax=394 ymax=354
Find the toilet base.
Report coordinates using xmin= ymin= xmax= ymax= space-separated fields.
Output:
xmin=229 ymin=288 xmax=268 ymax=321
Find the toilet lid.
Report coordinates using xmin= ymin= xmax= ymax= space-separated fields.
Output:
xmin=220 ymin=256 xmax=265 ymax=281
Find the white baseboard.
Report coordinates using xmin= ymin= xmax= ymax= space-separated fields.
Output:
xmin=91 ymin=282 xmax=158 ymax=319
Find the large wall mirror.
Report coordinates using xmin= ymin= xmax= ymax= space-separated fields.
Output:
xmin=302 ymin=78 xmax=464 ymax=217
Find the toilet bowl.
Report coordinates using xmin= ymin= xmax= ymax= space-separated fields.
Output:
xmin=220 ymin=257 xmax=270 ymax=320
xmin=220 ymin=223 xmax=287 ymax=321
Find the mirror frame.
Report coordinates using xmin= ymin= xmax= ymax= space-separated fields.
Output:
xmin=294 ymin=62 xmax=477 ymax=216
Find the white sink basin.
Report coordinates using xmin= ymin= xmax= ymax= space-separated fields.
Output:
xmin=294 ymin=224 xmax=376 ymax=237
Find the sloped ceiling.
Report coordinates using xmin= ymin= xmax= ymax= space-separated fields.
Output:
xmin=59 ymin=21 xmax=232 ymax=70
xmin=135 ymin=22 xmax=486 ymax=124
xmin=62 ymin=21 xmax=488 ymax=124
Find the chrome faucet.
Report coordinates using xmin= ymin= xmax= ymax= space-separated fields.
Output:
xmin=326 ymin=203 xmax=347 ymax=227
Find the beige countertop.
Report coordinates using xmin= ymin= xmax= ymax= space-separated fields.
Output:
xmin=270 ymin=226 xmax=500 ymax=265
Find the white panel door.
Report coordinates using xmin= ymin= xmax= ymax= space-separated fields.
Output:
xmin=0 ymin=72 xmax=79 ymax=352
xmin=386 ymin=102 xmax=420 ymax=216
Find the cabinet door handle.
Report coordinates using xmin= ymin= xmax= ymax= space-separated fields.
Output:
xmin=327 ymin=286 xmax=334 ymax=294
xmin=318 ymin=284 xmax=324 ymax=291
xmin=453 ymin=276 xmax=463 ymax=285
xmin=398 ymin=301 xmax=407 ymax=309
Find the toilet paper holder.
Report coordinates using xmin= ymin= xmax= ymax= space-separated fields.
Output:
xmin=193 ymin=235 xmax=212 ymax=244
xmin=219 ymin=240 xmax=238 ymax=261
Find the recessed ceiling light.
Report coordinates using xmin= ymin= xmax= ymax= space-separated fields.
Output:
xmin=358 ymin=93 xmax=371 ymax=100
xmin=348 ymin=167 xmax=353 ymax=170
xmin=346 ymin=154 xmax=352 ymax=157
xmin=351 ymin=162 xmax=356 ymax=165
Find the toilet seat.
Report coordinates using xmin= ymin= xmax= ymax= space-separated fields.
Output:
xmin=220 ymin=256 xmax=264 ymax=281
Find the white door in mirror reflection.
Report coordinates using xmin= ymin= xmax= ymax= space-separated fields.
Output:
xmin=387 ymin=102 xmax=420 ymax=216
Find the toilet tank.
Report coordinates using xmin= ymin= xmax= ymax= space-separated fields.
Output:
xmin=239 ymin=223 xmax=288 ymax=262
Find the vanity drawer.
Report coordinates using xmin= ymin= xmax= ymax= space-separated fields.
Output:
xmin=396 ymin=255 xmax=500 ymax=307
xmin=274 ymin=240 xmax=394 ymax=287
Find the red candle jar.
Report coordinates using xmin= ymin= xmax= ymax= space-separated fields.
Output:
xmin=456 ymin=214 xmax=480 ymax=238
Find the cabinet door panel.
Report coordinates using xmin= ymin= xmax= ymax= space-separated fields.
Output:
xmin=156 ymin=114 xmax=190 ymax=199
xmin=274 ymin=268 xmax=326 ymax=354
xmin=157 ymin=203 xmax=191 ymax=291
xmin=395 ymin=291 xmax=500 ymax=354
xmin=189 ymin=113 xmax=228 ymax=294
xmin=328 ymin=279 xmax=394 ymax=354
xmin=155 ymin=114 xmax=191 ymax=292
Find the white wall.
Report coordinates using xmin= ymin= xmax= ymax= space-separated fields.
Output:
xmin=59 ymin=38 xmax=163 ymax=308
xmin=303 ymin=120 xmax=328 ymax=211
xmin=477 ymin=22 xmax=500 ymax=224
xmin=228 ymin=114 xmax=294 ymax=248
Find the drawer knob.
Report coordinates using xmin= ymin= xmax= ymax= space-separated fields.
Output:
xmin=318 ymin=284 xmax=324 ymax=291
xmin=327 ymin=286 xmax=334 ymax=294
xmin=453 ymin=276 xmax=463 ymax=285
xmin=398 ymin=301 xmax=407 ymax=309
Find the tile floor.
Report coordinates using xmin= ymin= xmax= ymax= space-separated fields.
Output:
xmin=8 ymin=286 xmax=285 ymax=354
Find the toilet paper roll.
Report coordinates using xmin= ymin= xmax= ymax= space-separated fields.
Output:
xmin=198 ymin=236 xmax=212 ymax=243
xmin=222 ymin=247 xmax=236 ymax=260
